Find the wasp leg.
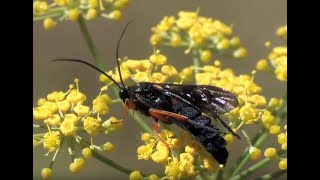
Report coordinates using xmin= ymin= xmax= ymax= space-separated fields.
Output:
xmin=214 ymin=115 xmax=240 ymax=139
xmin=151 ymin=120 xmax=174 ymax=157
xmin=149 ymin=108 xmax=190 ymax=158
xmin=149 ymin=108 xmax=189 ymax=123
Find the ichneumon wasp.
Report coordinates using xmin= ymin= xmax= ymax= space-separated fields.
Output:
xmin=53 ymin=22 xmax=240 ymax=165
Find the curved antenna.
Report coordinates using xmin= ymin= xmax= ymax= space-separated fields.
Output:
xmin=52 ymin=59 xmax=123 ymax=89
xmin=116 ymin=21 xmax=133 ymax=88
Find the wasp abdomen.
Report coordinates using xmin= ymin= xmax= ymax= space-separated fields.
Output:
xmin=172 ymin=102 xmax=228 ymax=165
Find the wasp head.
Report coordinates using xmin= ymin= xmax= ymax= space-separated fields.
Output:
xmin=119 ymin=88 xmax=130 ymax=102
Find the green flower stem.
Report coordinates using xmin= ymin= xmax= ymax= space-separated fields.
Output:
xmin=111 ymin=86 xmax=153 ymax=134
xmin=230 ymin=150 xmax=286 ymax=180
xmin=77 ymin=16 xmax=105 ymax=70
xmin=258 ymin=169 xmax=287 ymax=180
xmin=67 ymin=137 xmax=76 ymax=161
xmin=192 ymin=49 xmax=201 ymax=76
xmin=49 ymin=148 xmax=60 ymax=168
xmin=33 ymin=7 xmax=67 ymax=21
xmin=230 ymin=132 xmax=269 ymax=177
xmin=91 ymin=150 xmax=133 ymax=175
xmin=76 ymin=135 xmax=136 ymax=176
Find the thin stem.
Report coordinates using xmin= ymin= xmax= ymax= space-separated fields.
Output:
xmin=230 ymin=150 xmax=286 ymax=180
xmin=257 ymin=169 xmax=287 ymax=180
xmin=76 ymin=135 xmax=136 ymax=176
xmin=77 ymin=16 xmax=105 ymax=70
xmin=33 ymin=7 xmax=67 ymax=21
xmin=192 ymin=49 xmax=201 ymax=77
xmin=91 ymin=150 xmax=133 ymax=175
xmin=230 ymin=132 xmax=269 ymax=177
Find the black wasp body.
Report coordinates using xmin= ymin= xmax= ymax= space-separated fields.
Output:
xmin=54 ymin=22 xmax=240 ymax=166
xmin=119 ymin=82 xmax=238 ymax=165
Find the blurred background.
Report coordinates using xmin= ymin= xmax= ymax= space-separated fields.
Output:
xmin=33 ymin=0 xmax=287 ymax=179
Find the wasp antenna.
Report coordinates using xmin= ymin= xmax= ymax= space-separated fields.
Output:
xmin=116 ymin=20 xmax=133 ymax=88
xmin=52 ymin=59 xmax=123 ymax=89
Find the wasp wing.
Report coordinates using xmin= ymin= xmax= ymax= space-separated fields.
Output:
xmin=157 ymin=84 xmax=239 ymax=116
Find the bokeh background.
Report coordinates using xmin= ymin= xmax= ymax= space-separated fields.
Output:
xmin=33 ymin=0 xmax=287 ymax=179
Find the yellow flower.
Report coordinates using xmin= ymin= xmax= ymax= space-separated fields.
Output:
xmin=54 ymin=0 xmax=68 ymax=6
xmin=69 ymin=8 xmax=80 ymax=21
xmin=276 ymin=25 xmax=287 ymax=39
xmin=256 ymin=59 xmax=269 ymax=71
xmin=141 ymin=133 xmax=152 ymax=142
xmin=261 ymin=111 xmax=276 ymax=128
xmin=41 ymin=168 xmax=52 ymax=179
xmin=108 ymin=10 xmax=122 ymax=21
xmin=224 ymin=134 xmax=234 ymax=145
xmin=44 ymin=114 xmax=61 ymax=126
xmin=129 ymin=171 xmax=143 ymax=180
xmin=83 ymin=117 xmax=101 ymax=136
xmin=278 ymin=132 xmax=287 ymax=145
xmin=239 ymin=103 xmax=258 ymax=123
xmin=102 ymin=116 xmax=123 ymax=133
xmin=33 ymin=107 xmax=52 ymax=121
xmin=185 ymin=143 xmax=201 ymax=156
xmin=69 ymin=158 xmax=85 ymax=173
xmin=203 ymin=156 xmax=219 ymax=172
xmin=47 ymin=91 xmax=65 ymax=101
xmin=66 ymin=90 xmax=87 ymax=104
xmin=33 ymin=138 xmax=39 ymax=149
xmin=64 ymin=113 xmax=79 ymax=124
xmin=60 ymin=118 xmax=76 ymax=136
xmin=176 ymin=11 xmax=198 ymax=29
xmin=43 ymin=18 xmax=56 ymax=30
xmin=152 ymin=73 xmax=168 ymax=83
xmin=248 ymin=94 xmax=267 ymax=107
xmin=148 ymin=174 xmax=159 ymax=180
xmin=137 ymin=143 xmax=153 ymax=160
xmin=93 ymin=95 xmax=109 ymax=114
xmin=151 ymin=149 xmax=169 ymax=163
xmin=249 ymin=147 xmax=262 ymax=160
xmin=264 ymin=147 xmax=277 ymax=158
xmin=200 ymin=50 xmax=212 ymax=63
xmin=149 ymin=50 xmax=168 ymax=66
xmin=73 ymin=104 xmax=90 ymax=117
xmin=56 ymin=100 xmax=71 ymax=112
xmin=102 ymin=142 xmax=114 ymax=152
xmin=132 ymin=71 xmax=151 ymax=82
xmin=165 ymin=158 xmax=181 ymax=179
xmin=279 ymin=158 xmax=287 ymax=170
xmin=86 ymin=8 xmax=97 ymax=20
xmin=233 ymin=47 xmax=248 ymax=58
xmin=82 ymin=147 xmax=92 ymax=158
xmin=269 ymin=125 xmax=281 ymax=135
xmin=43 ymin=131 xmax=60 ymax=152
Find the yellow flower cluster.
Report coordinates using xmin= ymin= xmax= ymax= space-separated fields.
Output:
xmin=135 ymin=130 xmax=225 ymax=179
xmin=256 ymin=25 xmax=287 ymax=82
xmin=150 ymin=11 xmax=247 ymax=60
xmin=33 ymin=79 xmax=122 ymax=178
xmin=99 ymin=50 xmax=179 ymax=85
xmin=33 ymin=0 xmax=130 ymax=30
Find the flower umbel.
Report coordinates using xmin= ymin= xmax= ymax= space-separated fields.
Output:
xmin=33 ymin=0 xmax=130 ymax=30
xmin=33 ymin=79 xmax=124 ymax=177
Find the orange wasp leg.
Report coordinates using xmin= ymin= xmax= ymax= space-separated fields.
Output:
xmin=149 ymin=108 xmax=189 ymax=157
xmin=124 ymin=98 xmax=136 ymax=118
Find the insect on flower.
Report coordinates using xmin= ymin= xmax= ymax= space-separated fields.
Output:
xmin=53 ymin=22 xmax=240 ymax=166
